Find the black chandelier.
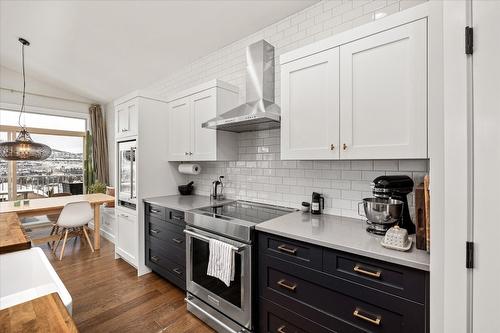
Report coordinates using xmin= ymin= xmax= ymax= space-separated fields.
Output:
xmin=0 ymin=38 xmax=52 ymax=161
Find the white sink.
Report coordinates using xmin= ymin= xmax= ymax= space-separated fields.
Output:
xmin=0 ymin=247 xmax=72 ymax=314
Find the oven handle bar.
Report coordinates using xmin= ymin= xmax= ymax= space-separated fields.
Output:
xmin=184 ymin=229 xmax=245 ymax=253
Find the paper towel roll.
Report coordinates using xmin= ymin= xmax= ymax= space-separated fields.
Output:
xmin=178 ymin=163 xmax=201 ymax=175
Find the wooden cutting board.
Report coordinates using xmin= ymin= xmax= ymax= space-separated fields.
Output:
xmin=424 ymin=175 xmax=431 ymax=252
xmin=414 ymin=184 xmax=427 ymax=250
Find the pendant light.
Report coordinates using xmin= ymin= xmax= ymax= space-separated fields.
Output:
xmin=0 ymin=38 xmax=52 ymax=161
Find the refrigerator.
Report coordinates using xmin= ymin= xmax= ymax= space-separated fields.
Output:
xmin=117 ymin=140 xmax=137 ymax=210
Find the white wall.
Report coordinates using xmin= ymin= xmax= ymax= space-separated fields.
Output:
xmin=0 ymin=65 xmax=94 ymax=114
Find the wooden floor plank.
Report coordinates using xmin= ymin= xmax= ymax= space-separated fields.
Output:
xmin=39 ymin=235 xmax=214 ymax=333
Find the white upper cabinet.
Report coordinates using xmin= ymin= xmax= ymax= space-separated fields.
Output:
xmin=281 ymin=48 xmax=340 ymax=160
xmin=167 ymin=80 xmax=239 ymax=161
xmin=115 ymin=100 xmax=138 ymax=138
xmin=339 ymin=19 xmax=427 ymax=159
xmin=168 ymin=97 xmax=191 ymax=160
xmin=280 ymin=17 xmax=428 ymax=160
xmin=191 ymin=89 xmax=218 ymax=160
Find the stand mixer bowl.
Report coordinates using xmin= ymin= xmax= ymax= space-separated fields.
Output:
xmin=359 ymin=198 xmax=404 ymax=224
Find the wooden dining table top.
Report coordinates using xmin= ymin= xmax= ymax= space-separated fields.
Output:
xmin=0 ymin=193 xmax=115 ymax=215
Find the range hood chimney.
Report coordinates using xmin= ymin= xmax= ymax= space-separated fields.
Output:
xmin=202 ymin=40 xmax=280 ymax=132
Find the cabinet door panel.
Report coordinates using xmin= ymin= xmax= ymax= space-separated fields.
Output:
xmin=116 ymin=211 xmax=137 ymax=265
xmin=281 ymin=48 xmax=340 ymax=160
xmin=116 ymin=106 xmax=129 ymax=137
xmin=191 ymin=89 xmax=217 ymax=160
xmin=340 ymin=18 xmax=427 ymax=159
xmin=127 ymin=102 xmax=138 ymax=136
xmin=168 ymin=97 xmax=191 ymax=161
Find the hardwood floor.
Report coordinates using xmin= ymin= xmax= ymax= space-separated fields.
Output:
xmin=39 ymin=235 xmax=214 ymax=333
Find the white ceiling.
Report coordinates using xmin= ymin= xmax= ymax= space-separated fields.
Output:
xmin=0 ymin=0 xmax=317 ymax=103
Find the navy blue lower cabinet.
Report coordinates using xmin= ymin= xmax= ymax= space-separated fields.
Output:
xmin=257 ymin=232 xmax=429 ymax=333
xmin=145 ymin=206 xmax=186 ymax=291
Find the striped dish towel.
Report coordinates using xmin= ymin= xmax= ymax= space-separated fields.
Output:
xmin=206 ymin=238 xmax=235 ymax=287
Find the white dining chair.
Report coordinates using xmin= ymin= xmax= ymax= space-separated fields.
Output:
xmin=52 ymin=201 xmax=94 ymax=260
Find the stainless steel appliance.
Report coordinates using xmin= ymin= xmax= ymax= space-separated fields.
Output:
xmin=185 ymin=201 xmax=295 ymax=333
xmin=202 ymin=40 xmax=281 ymax=132
xmin=117 ymin=140 xmax=137 ymax=210
xmin=359 ymin=175 xmax=415 ymax=235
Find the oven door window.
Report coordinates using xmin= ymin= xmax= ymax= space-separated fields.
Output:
xmin=192 ymin=238 xmax=242 ymax=308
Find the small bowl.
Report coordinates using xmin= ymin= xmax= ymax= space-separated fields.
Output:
xmin=178 ymin=183 xmax=194 ymax=195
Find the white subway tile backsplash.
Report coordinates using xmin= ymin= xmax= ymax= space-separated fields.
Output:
xmin=342 ymin=170 xmax=362 ymax=180
xmin=146 ymin=0 xmax=427 ymax=218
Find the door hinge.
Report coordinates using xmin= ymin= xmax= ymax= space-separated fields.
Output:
xmin=465 ymin=26 xmax=473 ymax=55
xmin=466 ymin=241 xmax=474 ymax=269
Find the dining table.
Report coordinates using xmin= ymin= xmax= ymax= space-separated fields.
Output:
xmin=0 ymin=193 xmax=115 ymax=251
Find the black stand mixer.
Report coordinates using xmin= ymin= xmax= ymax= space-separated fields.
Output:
xmin=368 ymin=175 xmax=416 ymax=235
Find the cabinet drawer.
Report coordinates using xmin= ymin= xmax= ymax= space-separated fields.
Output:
xmin=145 ymin=203 xmax=166 ymax=220
xmin=149 ymin=234 xmax=186 ymax=266
xmin=148 ymin=217 xmax=185 ymax=250
xmin=147 ymin=248 xmax=186 ymax=290
xmin=260 ymin=297 xmax=339 ymax=333
xmin=166 ymin=209 xmax=185 ymax=227
xmin=323 ymin=249 xmax=427 ymax=304
xmin=260 ymin=255 xmax=425 ymax=333
xmin=259 ymin=232 xmax=322 ymax=270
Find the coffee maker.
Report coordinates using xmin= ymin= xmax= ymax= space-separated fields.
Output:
xmin=371 ymin=175 xmax=415 ymax=234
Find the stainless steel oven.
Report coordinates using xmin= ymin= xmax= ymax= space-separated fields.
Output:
xmin=184 ymin=226 xmax=252 ymax=332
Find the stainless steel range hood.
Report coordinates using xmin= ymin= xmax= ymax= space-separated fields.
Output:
xmin=202 ymin=40 xmax=280 ymax=132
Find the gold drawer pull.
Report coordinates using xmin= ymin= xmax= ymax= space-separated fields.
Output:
xmin=353 ymin=265 xmax=381 ymax=278
xmin=277 ymin=244 xmax=297 ymax=255
xmin=353 ymin=308 xmax=381 ymax=326
xmin=277 ymin=325 xmax=287 ymax=333
xmin=277 ymin=279 xmax=297 ymax=292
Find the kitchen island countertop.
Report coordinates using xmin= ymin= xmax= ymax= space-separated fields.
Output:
xmin=256 ymin=211 xmax=430 ymax=271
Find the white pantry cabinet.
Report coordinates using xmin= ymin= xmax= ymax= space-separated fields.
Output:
xmin=113 ymin=91 xmax=182 ymax=276
xmin=115 ymin=99 xmax=138 ymax=139
xmin=280 ymin=17 xmax=428 ymax=160
xmin=281 ymin=48 xmax=340 ymax=160
xmin=167 ymin=80 xmax=239 ymax=161
xmin=339 ymin=18 xmax=427 ymax=159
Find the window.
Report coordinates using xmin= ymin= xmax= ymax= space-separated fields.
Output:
xmin=0 ymin=109 xmax=87 ymax=201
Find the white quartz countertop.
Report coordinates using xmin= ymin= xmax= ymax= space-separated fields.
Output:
xmin=256 ymin=211 xmax=430 ymax=271
xmin=143 ymin=195 xmax=233 ymax=212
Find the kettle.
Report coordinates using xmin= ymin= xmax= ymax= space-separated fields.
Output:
xmin=311 ymin=192 xmax=325 ymax=215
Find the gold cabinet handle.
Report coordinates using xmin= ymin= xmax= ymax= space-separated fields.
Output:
xmin=330 ymin=144 xmax=335 ymax=150
xmin=277 ymin=279 xmax=297 ymax=292
xmin=353 ymin=308 xmax=381 ymax=326
xmin=277 ymin=244 xmax=297 ymax=255
xmin=353 ymin=265 xmax=381 ymax=278
xmin=277 ymin=325 xmax=287 ymax=333
xmin=172 ymin=238 xmax=183 ymax=244
xmin=343 ymin=143 xmax=347 ymax=150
